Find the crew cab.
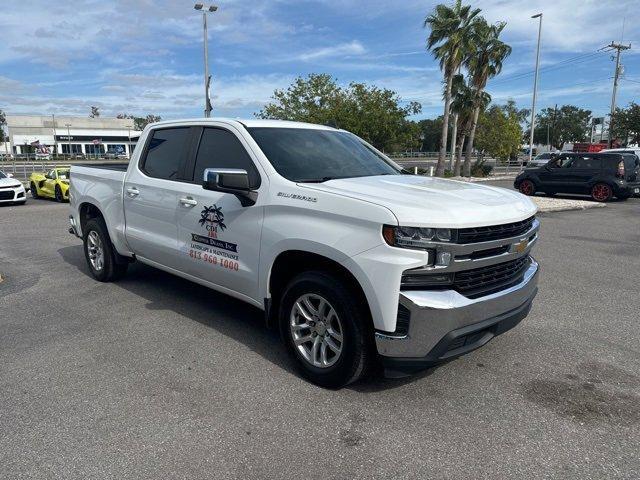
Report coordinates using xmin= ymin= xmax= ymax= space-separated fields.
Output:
xmin=515 ymin=152 xmax=640 ymax=202
xmin=69 ymin=119 xmax=539 ymax=387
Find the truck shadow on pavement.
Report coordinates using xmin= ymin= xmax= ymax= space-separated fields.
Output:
xmin=57 ymin=245 xmax=296 ymax=377
xmin=57 ymin=244 xmax=432 ymax=391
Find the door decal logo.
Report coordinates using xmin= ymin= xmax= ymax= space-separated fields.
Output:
xmin=187 ymin=203 xmax=240 ymax=271
xmin=199 ymin=204 xmax=226 ymax=231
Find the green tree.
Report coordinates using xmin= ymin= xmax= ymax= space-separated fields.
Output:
xmin=417 ymin=117 xmax=443 ymax=152
xmin=257 ymin=74 xmax=422 ymax=152
xmin=424 ymin=0 xmax=481 ymax=176
xmin=0 ymin=109 xmax=6 ymax=142
xmin=89 ymin=106 xmax=100 ymax=118
xmin=463 ymin=19 xmax=512 ymax=176
xmin=529 ymin=105 xmax=592 ymax=149
xmin=611 ymin=102 xmax=640 ymax=146
xmin=116 ymin=113 xmax=162 ymax=130
xmin=475 ymin=104 xmax=523 ymax=161
xmin=449 ymin=74 xmax=479 ymax=176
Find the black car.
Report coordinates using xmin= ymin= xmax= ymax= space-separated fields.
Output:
xmin=514 ymin=152 xmax=640 ymax=202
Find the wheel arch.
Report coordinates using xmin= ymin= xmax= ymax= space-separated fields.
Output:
xmin=265 ymin=249 xmax=372 ymax=331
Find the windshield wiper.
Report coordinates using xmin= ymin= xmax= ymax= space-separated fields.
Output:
xmin=295 ymin=177 xmax=336 ymax=183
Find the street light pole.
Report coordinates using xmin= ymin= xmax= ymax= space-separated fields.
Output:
xmin=64 ymin=123 xmax=72 ymax=156
xmin=194 ymin=3 xmax=218 ymax=118
xmin=527 ymin=13 xmax=543 ymax=170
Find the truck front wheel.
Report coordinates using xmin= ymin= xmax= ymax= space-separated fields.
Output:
xmin=279 ymin=271 xmax=373 ymax=388
xmin=83 ymin=218 xmax=128 ymax=282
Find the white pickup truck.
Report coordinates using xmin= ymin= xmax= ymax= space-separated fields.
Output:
xmin=69 ymin=119 xmax=539 ymax=387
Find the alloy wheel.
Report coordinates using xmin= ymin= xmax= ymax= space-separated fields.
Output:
xmin=591 ymin=184 xmax=611 ymax=202
xmin=87 ymin=231 xmax=105 ymax=271
xmin=290 ymin=293 xmax=344 ymax=368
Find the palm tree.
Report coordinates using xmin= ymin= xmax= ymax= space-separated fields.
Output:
xmin=449 ymin=74 xmax=476 ymax=176
xmin=424 ymin=0 xmax=481 ymax=177
xmin=462 ymin=20 xmax=512 ymax=176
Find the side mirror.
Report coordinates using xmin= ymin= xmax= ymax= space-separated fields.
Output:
xmin=203 ymin=168 xmax=257 ymax=207
xmin=6 ymin=173 xmax=13 ymax=178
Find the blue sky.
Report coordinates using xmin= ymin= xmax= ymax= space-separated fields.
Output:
xmin=0 ymin=0 xmax=638 ymax=123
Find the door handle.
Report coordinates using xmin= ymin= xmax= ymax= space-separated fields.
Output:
xmin=126 ymin=187 xmax=139 ymax=197
xmin=179 ymin=197 xmax=198 ymax=207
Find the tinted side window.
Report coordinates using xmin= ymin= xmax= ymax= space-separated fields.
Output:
xmin=572 ymin=157 xmax=601 ymax=169
xmin=600 ymin=154 xmax=622 ymax=171
xmin=193 ymin=128 xmax=260 ymax=188
xmin=142 ymin=128 xmax=190 ymax=180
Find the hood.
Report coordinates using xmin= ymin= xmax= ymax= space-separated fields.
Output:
xmin=303 ymin=175 xmax=537 ymax=228
xmin=0 ymin=177 xmax=23 ymax=188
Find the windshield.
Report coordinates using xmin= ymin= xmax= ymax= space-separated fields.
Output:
xmin=57 ymin=169 xmax=70 ymax=179
xmin=247 ymin=127 xmax=401 ymax=182
xmin=0 ymin=171 xmax=6 ymax=179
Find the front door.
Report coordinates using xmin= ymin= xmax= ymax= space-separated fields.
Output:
xmin=123 ymin=127 xmax=192 ymax=270
xmin=176 ymin=126 xmax=265 ymax=302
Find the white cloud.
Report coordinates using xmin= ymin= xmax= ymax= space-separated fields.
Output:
xmin=298 ymin=41 xmax=366 ymax=61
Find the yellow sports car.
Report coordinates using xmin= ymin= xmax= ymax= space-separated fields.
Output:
xmin=29 ymin=167 xmax=71 ymax=202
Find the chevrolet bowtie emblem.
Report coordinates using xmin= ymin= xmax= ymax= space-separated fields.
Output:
xmin=514 ymin=239 xmax=528 ymax=253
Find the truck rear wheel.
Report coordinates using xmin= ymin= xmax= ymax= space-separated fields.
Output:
xmin=83 ymin=218 xmax=128 ymax=282
xmin=279 ymin=271 xmax=373 ymax=388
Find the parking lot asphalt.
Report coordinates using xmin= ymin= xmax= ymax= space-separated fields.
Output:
xmin=1 ymin=193 xmax=639 ymax=479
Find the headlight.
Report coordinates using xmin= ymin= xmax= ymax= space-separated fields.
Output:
xmin=383 ymin=225 xmax=456 ymax=249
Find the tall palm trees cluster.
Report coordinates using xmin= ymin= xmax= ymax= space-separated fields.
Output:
xmin=425 ymin=1 xmax=512 ymax=177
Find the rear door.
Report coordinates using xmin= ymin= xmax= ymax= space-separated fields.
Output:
xmin=175 ymin=125 xmax=265 ymax=302
xmin=123 ymin=127 xmax=194 ymax=270
xmin=566 ymin=155 xmax=602 ymax=193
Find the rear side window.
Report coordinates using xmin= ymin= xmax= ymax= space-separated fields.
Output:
xmin=600 ymin=154 xmax=623 ymax=171
xmin=192 ymin=128 xmax=260 ymax=188
xmin=142 ymin=128 xmax=190 ymax=180
xmin=572 ymin=157 xmax=601 ymax=169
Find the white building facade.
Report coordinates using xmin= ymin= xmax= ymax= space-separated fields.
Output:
xmin=5 ymin=115 xmax=141 ymax=156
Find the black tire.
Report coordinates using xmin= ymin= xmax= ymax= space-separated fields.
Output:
xmin=30 ymin=182 xmax=39 ymax=199
xmin=279 ymin=271 xmax=373 ymax=388
xmin=55 ymin=185 xmax=64 ymax=202
xmin=83 ymin=218 xmax=129 ymax=282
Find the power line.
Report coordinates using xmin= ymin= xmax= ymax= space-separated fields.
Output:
xmin=490 ymin=51 xmax=608 ymax=86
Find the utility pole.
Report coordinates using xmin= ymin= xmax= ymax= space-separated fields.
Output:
xmin=605 ymin=41 xmax=631 ymax=147
xmin=527 ymin=13 xmax=543 ymax=170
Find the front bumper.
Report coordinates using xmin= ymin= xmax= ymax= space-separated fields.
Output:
xmin=615 ymin=180 xmax=640 ymax=196
xmin=0 ymin=184 xmax=27 ymax=203
xmin=376 ymin=258 xmax=539 ymax=376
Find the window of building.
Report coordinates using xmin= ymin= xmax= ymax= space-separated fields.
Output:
xmin=61 ymin=144 xmax=82 ymax=154
xmin=192 ymin=128 xmax=260 ymax=188
xmin=85 ymin=144 xmax=105 ymax=155
xmin=142 ymin=128 xmax=190 ymax=180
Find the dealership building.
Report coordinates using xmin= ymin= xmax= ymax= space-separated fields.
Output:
xmin=3 ymin=115 xmax=141 ymax=156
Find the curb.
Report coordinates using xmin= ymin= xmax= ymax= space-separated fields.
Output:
xmin=533 ymin=198 xmax=606 ymax=213
xmin=450 ymin=175 xmax=518 ymax=182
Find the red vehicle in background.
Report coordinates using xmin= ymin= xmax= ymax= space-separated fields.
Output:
xmin=572 ymin=142 xmax=608 ymax=153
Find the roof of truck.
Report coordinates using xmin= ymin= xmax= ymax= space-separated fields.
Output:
xmin=149 ymin=118 xmax=339 ymax=131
